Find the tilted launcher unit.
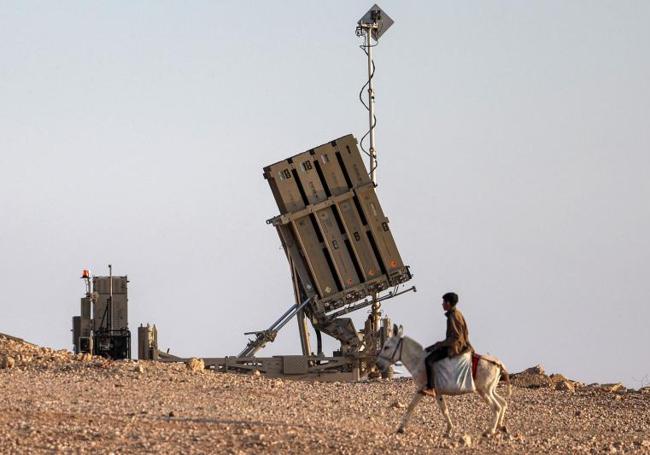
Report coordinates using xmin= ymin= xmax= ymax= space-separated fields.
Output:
xmin=265 ymin=134 xmax=411 ymax=314
xmin=237 ymin=134 xmax=414 ymax=367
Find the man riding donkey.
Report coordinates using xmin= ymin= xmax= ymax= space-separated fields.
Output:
xmin=376 ymin=291 xmax=511 ymax=435
xmin=421 ymin=292 xmax=472 ymax=397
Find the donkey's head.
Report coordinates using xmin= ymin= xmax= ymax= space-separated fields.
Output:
xmin=376 ymin=324 xmax=404 ymax=372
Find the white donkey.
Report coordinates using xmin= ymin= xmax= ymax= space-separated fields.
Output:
xmin=376 ymin=327 xmax=511 ymax=436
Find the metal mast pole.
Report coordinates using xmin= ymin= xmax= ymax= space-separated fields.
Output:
xmin=366 ymin=27 xmax=377 ymax=185
xmin=357 ymin=5 xmax=394 ymax=370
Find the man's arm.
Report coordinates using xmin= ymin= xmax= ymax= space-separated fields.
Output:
xmin=437 ymin=314 xmax=462 ymax=348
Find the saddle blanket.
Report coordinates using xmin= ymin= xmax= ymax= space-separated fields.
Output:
xmin=433 ymin=351 xmax=476 ymax=395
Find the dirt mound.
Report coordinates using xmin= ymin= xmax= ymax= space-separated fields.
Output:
xmin=509 ymin=364 xmax=637 ymax=395
xmin=0 ymin=333 xmax=93 ymax=370
xmin=0 ymin=334 xmax=134 ymax=374
xmin=509 ymin=364 xmax=582 ymax=390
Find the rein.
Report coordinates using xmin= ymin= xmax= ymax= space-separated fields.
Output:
xmin=381 ymin=336 xmax=403 ymax=364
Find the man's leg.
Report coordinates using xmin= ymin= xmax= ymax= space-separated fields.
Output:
xmin=424 ymin=348 xmax=448 ymax=391
xmin=424 ymin=352 xmax=436 ymax=389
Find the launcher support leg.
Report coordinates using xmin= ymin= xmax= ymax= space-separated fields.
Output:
xmin=291 ymin=261 xmax=312 ymax=356
xmin=297 ymin=309 xmax=311 ymax=356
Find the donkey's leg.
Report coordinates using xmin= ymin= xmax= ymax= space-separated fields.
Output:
xmin=436 ymin=395 xmax=454 ymax=436
xmin=397 ymin=393 xmax=424 ymax=434
xmin=492 ymin=387 xmax=508 ymax=432
xmin=478 ymin=390 xmax=501 ymax=436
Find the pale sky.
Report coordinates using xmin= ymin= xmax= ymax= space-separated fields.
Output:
xmin=1 ymin=1 xmax=649 ymax=387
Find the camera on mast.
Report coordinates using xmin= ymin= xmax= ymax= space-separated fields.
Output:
xmin=356 ymin=4 xmax=394 ymax=41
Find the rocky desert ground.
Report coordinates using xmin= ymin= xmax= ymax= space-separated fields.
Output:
xmin=1 ymin=334 xmax=649 ymax=454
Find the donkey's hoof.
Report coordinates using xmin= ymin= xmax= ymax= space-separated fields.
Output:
xmin=482 ymin=430 xmax=495 ymax=438
xmin=499 ymin=425 xmax=509 ymax=434
xmin=396 ymin=427 xmax=405 ymax=434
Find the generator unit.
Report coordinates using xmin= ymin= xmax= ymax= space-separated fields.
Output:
xmin=72 ymin=265 xmax=131 ymax=360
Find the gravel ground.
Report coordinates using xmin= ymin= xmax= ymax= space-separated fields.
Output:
xmin=1 ymin=336 xmax=649 ymax=454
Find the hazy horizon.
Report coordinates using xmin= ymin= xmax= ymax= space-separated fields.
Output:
xmin=1 ymin=1 xmax=649 ymax=387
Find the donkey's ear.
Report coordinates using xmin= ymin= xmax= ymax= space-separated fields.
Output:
xmin=393 ymin=323 xmax=398 ymax=336
xmin=397 ymin=325 xmax=404 ymax=337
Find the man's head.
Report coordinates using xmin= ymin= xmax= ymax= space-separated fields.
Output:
xmin=442 ymin=292 xmax=459 ymax=311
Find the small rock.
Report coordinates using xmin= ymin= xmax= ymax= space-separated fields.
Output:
xmin=251 ymin=370 xmax=261 ymax=376
xmin=80 ymin=353 xmax=92 ymax=362
xmin=1 ymin=356 xmax=15 ymax=369
xmin=168 ymin=411 xmax=175 ymax=417
xmin=555 ymin=380 xmax=575 ymax=393
xmin=185 ymin=358 xmax=204 ymax=372
xmin=391 ymin=401 xmax=405 ymax=409
xmin=524 ymin=364 xmax=545 ymax=375
xmin=550 ymin=373 xmax=568 ymax=383
xmin=134 ymin=364 xmax=145 ymax=373
xmin=602 ymin=383 xmax=625 ymax=393
xmin=460 ymin=434 xmax=472 ymax=447
xmin=512 ymin=372 xmax=552 ymax=389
